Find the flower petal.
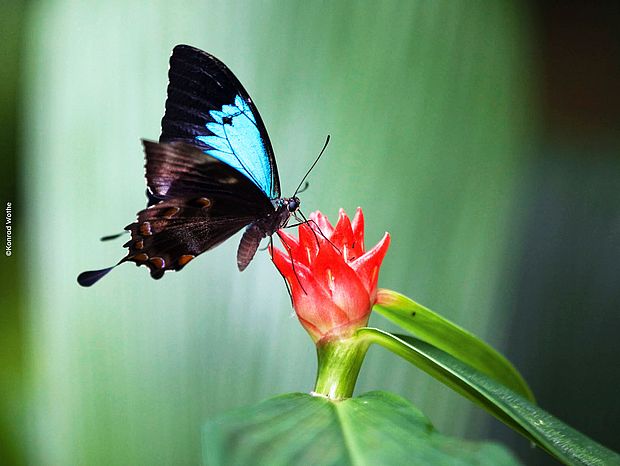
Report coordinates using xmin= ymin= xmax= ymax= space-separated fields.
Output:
xmin=313 ymin=243 xmax=371 ymax=322
xmin=350 ymin=232 xmax=391 ymax=300
xmin=293 ymin=282 xmax=351 ymax=340
xmin=297 ymin=222 xmax=321 ymax=266
xmin=272 ymin=245 xmax=350 ymax=340
xmin=276 ymin=229 xmax=300 ymax=257
xmin=351 ymin=207 xmax=365 ymax=255
xmin=331 ymin=209 xmax=354 ymax=251
xmin=310 ymin=211 xmax=335 ymax=238
xmin=271 ymin=245 xmax=296 ymax=283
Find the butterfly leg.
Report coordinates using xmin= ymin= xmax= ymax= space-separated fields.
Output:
xmin=268 ymin=235 xmax=294 ymax=305
xmin=293 ymin=210 xmax=341 ymax=254
xmin=276 ymin=230 xmax=307 ymax=295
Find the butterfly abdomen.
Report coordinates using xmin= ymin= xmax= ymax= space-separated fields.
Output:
xmin=237 ymin=224 xmax=263 ymax=271
xmin=236 ymin=202 xmax=295 ymax=271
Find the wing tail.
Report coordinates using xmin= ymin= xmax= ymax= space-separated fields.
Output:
xmin=77 ymin=265 xmax=117 ymax=287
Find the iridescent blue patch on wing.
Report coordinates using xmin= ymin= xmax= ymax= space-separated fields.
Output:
xmin=196 ymin=95 xmax=273 ymax=197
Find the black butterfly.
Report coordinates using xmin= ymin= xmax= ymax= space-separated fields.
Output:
xmin=78 ymin=45 xmax=302 ymax=287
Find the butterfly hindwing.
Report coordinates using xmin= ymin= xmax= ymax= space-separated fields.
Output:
xmin=122 ymin=197 xmax=255 ymax=279
xmin=160 ymin=44 xmax=280 ymax=199
xmin=122 ymin=141 xmax=274 ymax=279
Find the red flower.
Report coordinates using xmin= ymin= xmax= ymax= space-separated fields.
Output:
xmin=272 ymin=208 xmax=390 ymax=343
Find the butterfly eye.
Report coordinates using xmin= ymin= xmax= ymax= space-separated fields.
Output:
xmin=288 ymin=197 xmax=300 ymax=212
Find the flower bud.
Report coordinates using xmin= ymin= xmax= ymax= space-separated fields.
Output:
xmin=273 ymin=208 xmax=390 ymax=343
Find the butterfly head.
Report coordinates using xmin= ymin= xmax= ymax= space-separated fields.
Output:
xmin=287 ymin=196 xmax=301 ymax=213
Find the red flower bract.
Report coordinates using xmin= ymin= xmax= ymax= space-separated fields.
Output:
xmin=272 ymin=208 xmax=390 ymax=343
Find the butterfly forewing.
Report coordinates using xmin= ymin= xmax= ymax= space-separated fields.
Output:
xmin=143 ymin=140 xmax=270 ymax=204
xmin=161 ymin=45 xmax=280 ymax=199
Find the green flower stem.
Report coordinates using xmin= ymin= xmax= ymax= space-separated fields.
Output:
xmin=313 ymin=336 xmax=370 ymax=400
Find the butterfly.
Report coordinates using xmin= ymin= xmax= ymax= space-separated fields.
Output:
xmin=78 ymin=44 xmax=303 ymax=287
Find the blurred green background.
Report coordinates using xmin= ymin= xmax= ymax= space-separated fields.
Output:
xmin=1 ymin=1 xmax=619 ymax=465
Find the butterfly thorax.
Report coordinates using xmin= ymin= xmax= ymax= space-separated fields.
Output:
xmin=261 ymin=196 xmax=300 ymax=238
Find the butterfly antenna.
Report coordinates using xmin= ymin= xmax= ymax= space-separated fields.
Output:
xmin=293 ymin=135 xmax=330 ymax=197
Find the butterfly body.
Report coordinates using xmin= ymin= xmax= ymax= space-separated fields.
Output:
xmin=237 ymin=196 xmax=299 ymax=271
xmin=78 ymin=45 xmax=299 ymax=286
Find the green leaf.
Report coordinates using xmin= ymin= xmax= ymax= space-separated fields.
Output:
xmin=359 ymin=328 xmax=620 ymax=466
xmin=203 ymin=391 xmax=521 ymax=466
xmin=374 ymin=289 xmax=535 ymax=401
